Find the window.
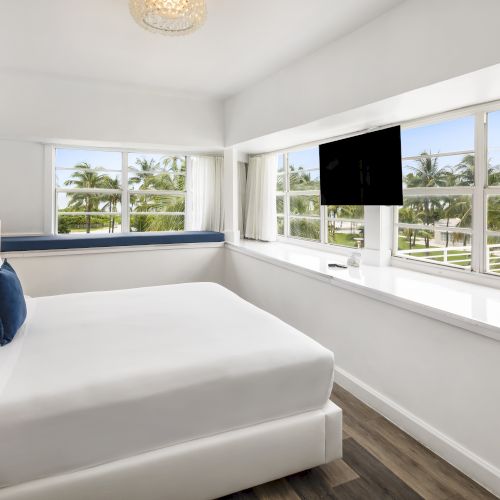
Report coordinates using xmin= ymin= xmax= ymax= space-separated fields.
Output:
xmin=276 ymin=147 xmax=364 ymax=248
xmin=394 ymin=111 xmax=500 ymax=277
xmin=128 ymin=153 xmax=186 ymax=233
xmin=486 ymin=110 xmax=500 ymax=275
xmin=395 ymin=116 xmax=475 ymax=270
xmin=55 ymin=148 xmax=186 ymax=234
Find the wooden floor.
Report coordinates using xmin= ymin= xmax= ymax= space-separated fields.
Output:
xmin=221 ymin=384 xmax=496 ymax=500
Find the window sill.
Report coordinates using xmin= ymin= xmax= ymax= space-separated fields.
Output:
xmin=227 ymin=239 xmax=500 ymax=343
xmin=391 ymin=255 xmax=500 ymax=290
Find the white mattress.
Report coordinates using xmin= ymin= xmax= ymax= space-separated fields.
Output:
xmin=0 ymin=282 xmax=334 ymax=488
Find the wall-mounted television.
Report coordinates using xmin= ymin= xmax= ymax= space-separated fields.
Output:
xmin=319 ymin=126 xmax=403 ymax=206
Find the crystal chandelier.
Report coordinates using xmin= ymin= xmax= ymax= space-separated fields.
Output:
xmin=129 ymin=0 xmax=207 ymax=36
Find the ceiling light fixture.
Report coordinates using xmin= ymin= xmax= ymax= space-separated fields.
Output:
xmin=129 ymin=0 xmax=206 ymax=36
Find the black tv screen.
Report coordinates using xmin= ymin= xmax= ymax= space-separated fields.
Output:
xmin=319 ymin=126 xmax=402 ymax=205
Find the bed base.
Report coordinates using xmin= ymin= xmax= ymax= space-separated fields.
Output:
xmin=0 ymin=401 xmax=342 ymax=500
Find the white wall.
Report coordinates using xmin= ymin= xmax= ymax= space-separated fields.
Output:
xmin=0 ymin=71 xmax=224 ymax=150
xmin=225 ymin=0 xmax=500 ymax=147
xmin=8 ymin=245 xmax=224 ymax=297
xmin=223 ymin=249 xmax=500 ymax=496
xmin=0 ymin=140 xmax=45 ymax=235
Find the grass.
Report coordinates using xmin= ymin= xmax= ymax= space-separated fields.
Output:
xmin=397 ymin=236 xmax=471 ymax=266
xmin=398 ymin=238 xmax=430 ymax=251
xmin=329 ymin=232 xmax=363 ymax=248
xmin=68 ymin=228 xmax=113 ymax=233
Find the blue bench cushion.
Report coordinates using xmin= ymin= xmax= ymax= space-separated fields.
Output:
xmin=1 ymin=232 xmax=225 ymax=252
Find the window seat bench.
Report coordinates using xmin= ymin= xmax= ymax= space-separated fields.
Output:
xmin=1 ymin=232 xmax=225 ymax=252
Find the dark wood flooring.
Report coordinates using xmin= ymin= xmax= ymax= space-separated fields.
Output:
xmin=220 ymin=384 xmax=497 ymax=500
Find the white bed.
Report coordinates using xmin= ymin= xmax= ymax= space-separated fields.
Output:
xmin=0 ymin=282 xmax=342 ymax=500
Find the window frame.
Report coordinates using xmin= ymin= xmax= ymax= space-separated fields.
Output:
xmin=392 ymin=105 xmax=500 ymax=283
xmin=277 ymin=151 xmax=365 ymax=252
xmin=51 ymin=145 xmax=190 ymax=235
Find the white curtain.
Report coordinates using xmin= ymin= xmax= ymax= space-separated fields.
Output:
xmin=238 ymin=162 xmax=247 ymax=236
xmin=245 ymin=154 xmax=277 ymax=242
xmin=185 ymin=156 xmax=224 ymax=232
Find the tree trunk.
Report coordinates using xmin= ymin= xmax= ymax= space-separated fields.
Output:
xmin=85 ymin=197 xmax=91 ymax=233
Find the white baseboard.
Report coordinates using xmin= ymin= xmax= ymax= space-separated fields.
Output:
xmin=334 ymin=366 xmax=500 ymax=497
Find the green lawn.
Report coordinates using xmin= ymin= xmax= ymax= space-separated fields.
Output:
xmin=329 ymin=232 xmax=363 ymax=248
xmin=397 ymin=237 xmax=471 ymax=266
xmin=68 ymin=227 xmax=114 ymax=233
xmin=397 ymin=237 xmax=428 ymax=251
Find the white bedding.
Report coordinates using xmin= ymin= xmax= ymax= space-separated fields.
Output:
xmin=0 ymin=282 xmax=334 ymax=488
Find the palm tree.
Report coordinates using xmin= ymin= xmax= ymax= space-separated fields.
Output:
xmin=406 ymin=152 xmax=451 ymax=188
xmin=455 ymin=154 xmax=500 ymax=186
xmin=288 ymin=164 xmax=320 ymax=191
xmin=129 ymin=156 xmax=187 ymax=232
xmin=404 ymin=152 xmax=452 ymax=247
xmin=100 ymin=177 xmax=121 ymax=233
xmin=455 ymin=155 xmax=500 ymax=242
xmin=149 ymin=156 xmax=186 ymax=191
xmin=289 ymin=194 xmax=320 ymax=240
xmin=129 ymin=157 xmax=159 ymax=188
xmin=398 ymin=206 xmax=422 ymax=249
xmin=131 ymin=192 xmax=186 ymax=232
xmin=454 ymin=154 xmax=475 ymax=186
xmin=488 ymin=196 xmax=500 ymax=232
xmin=327 ymin=206 xmax=341 ymax=239
xmin=327 ymin=205 xmax=363 ymax=240
xmin=489 ymin=163 xmax=500 ymax=186
xmin=163 ymin=155 xmax=186 ymax=174
xmin=441 ymin=196 xmax=472 ymax=246
xmin=129 ymin=157 xmax=163 ymax=232
xmin=64 ymin=163 xmax=107 ymax=233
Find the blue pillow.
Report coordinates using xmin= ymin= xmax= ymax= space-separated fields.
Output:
xmin=0 ymin=260 xmax=27 ymax=346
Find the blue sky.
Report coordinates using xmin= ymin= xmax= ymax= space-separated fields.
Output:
xmin=288 ymin=148 xmax=320 ymax=170
xmin=55 ymin=150 xmax=177 ymax=170
xmin=488 ymin=110 xmax=500 ymax=148
xmin=401 ymin=116 xmax=475 ymax=158
xmin=488 ymin=110 xmax=500 ymax=168
xmin=55 ymin=149 xmax=122 ymax=170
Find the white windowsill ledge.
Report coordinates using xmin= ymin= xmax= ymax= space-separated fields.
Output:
xmin=226 ymin=240 xmax=500 ymax=343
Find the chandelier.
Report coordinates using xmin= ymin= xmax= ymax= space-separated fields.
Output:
xmin=129 ymin=0 xmax=207 ymax=36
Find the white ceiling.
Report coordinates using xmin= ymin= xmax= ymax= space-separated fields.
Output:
xmin=0 ymin=0 xmax=404 ymax=98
